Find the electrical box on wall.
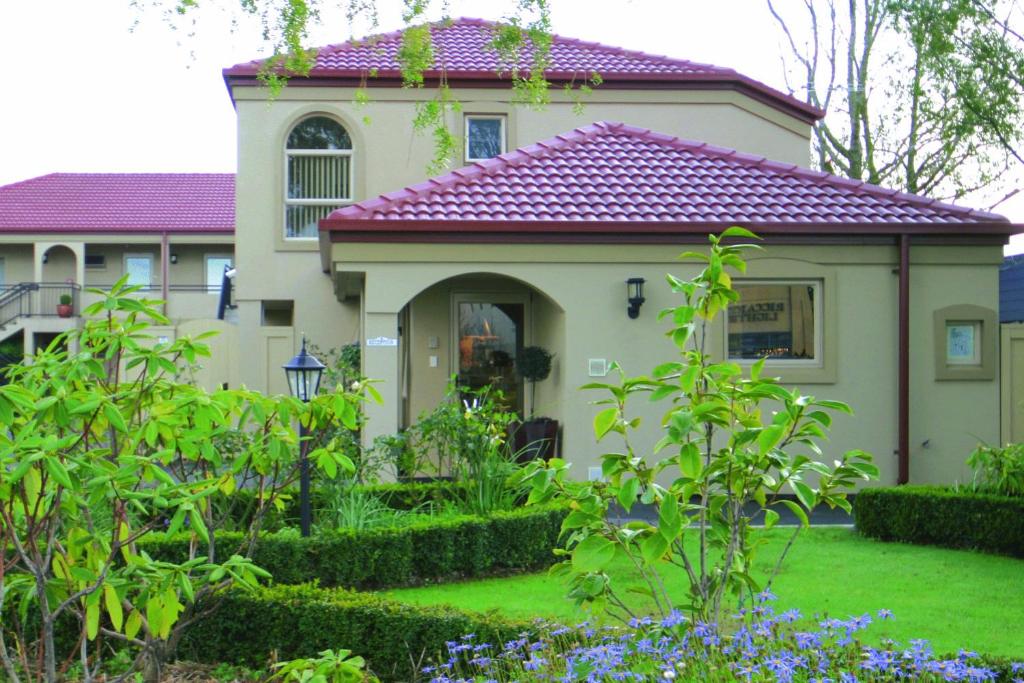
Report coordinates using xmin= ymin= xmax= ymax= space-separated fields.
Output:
xmin=588 ymin=358 xmax=608 ymax=377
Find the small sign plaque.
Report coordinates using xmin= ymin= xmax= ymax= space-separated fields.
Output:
xmin=366 ymin=336 xmax=399 ymax=347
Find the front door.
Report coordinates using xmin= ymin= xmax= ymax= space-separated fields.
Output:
xmin=453 ymin=294 xmax=526 ymax=414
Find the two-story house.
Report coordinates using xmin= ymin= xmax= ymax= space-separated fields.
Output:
xmin=3 ymin=18 xmax=1018 ymax=485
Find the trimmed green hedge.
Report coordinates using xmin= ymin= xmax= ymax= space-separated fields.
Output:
xmin=179 ymin=584 xmax=529 ymax=681
xmin=854 ymin=486 xmax=1024 ymax=557
xmin=142 ymin=504 xmax=568 ymax=590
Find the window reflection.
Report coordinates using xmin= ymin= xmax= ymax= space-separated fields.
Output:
xmin=728 ymin=283 xmax=817 ymax=360
xmin=466 ymin=117 xmax=505 ymax=160
xmin=458 ymin=302 xmax=523 ymax=411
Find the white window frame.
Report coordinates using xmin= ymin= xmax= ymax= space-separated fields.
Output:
xmin=726 ymin=279 xmax=823 ymax=366
xmin=464 ymin=115 xmax=507 ymax=162
xmin=283 ymin=117 xmax=354 ymax=241
xmin=124 ymin=254 xmax=154 ymax=290
xmin=205 ymin=254 xmax=233 ymax=295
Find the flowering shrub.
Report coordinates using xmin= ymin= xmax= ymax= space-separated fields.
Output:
xmin=426 ymin=593 xmax=1024 ymax=683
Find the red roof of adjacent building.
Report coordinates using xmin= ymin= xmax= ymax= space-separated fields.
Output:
xmin=321 ymin=121 xmax=1011 ymax=240
xmin=0 ymin=173 xmax=235 ymax=234
xmin=225 ymin=18 xmax=822 ymax=123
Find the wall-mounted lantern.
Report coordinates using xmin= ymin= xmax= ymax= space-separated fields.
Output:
xmin=627 ymin=277 xmax=646 ymax=319
xmin=169 ymin=253 xmax=179 ymax=265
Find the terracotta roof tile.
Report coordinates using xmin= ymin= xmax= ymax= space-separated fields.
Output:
xmin=225 ymin=18 xmax=821 ymax=121
xmin=0 ymin=173 xmax=235 ymax=234
xmin=324 ymin=121 xmax=1005 ymax=229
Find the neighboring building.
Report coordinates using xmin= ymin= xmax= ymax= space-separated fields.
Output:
xmin=0 ymin=173 xmax=238 ymax=388
xmin=2 ymin=18 xmax=1019 ymax=485
xmin=1000 ymin=255 xmax=1024 ymax=323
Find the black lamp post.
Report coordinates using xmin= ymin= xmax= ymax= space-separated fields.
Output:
xmin=282 ymin=336 xmax=325 ymax=537
xmin=627 ymin=277 xmax=646 ymax=319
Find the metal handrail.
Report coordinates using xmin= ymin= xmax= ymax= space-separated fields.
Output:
xmin=0 ymin=282 xmax=81 ymax=328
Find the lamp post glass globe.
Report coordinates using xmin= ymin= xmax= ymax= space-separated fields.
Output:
xmin=283 ymin=337 xmax=326 ymax=402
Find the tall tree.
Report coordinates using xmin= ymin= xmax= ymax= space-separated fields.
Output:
xmin=767 ymin=0 xmax=1024 ymax=205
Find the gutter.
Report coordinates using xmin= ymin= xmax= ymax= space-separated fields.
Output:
xmin=161 ymin=232 xmax=170 ymax=317
xmin=897 ymin=234 xmax=910 ymax=484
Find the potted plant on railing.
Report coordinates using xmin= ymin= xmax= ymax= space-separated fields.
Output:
xmin=56 ymin=294 xmax=73 ymax=318
xmin=513 ymin=345 xmax=558 ymax=461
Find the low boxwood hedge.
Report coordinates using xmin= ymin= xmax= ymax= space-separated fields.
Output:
xmin=141 ymin=504 xmax=568 ymax=590
xmin=853 ymin=486 xmax=1024 ymax=557
xmin=182 ymin=583 xmax=533 ymax=682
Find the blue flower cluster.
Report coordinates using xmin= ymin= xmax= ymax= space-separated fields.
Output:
xmin=425 ymin=594 xmax=1024 ymax=682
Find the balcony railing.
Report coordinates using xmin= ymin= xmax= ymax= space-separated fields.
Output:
xmin=0 ymin=283 xmax=82 ymax=328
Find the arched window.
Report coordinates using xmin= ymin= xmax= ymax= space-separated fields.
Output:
xmin=285 ymin=116 xmax=353 ymax=239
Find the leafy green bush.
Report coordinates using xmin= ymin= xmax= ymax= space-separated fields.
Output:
xmin=854 ymin=486 xmax=1024 ymax=557
xmin=177 ymin=584 xmax=531 ymax=682
xmin=141 ymin=505 xmax=569 ymax=590
xmin=967 ymin=442 xmax=1024 ymax=496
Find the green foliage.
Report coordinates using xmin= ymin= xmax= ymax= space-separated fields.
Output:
xmin=967 ymin=442 xmax=1024 ymax=497
xmin=518 ymin=345 xmax=553 ymax=383
xmin=854 ymin=486 xmax=1024 ymax=557
xmin=521 ymin=229 xmax=876 ymax=626
xmin=518 ymin=345 xmax=553 ymax=419
xmin=403 ymin=379 xmax=525 ymax=515
xmin=139 ymin=504 xmax=568 ymax=590
xmin=178 ymin=584 xmax=532 ymax=681
xmin=222 ymin=480 xmax=466 ymax=529
xmin=0 ymin=277 xmax=374 ymax=683
xmin=769 ymin=0 xmax=1024 ymax=199
xmin=272 ymin=648 xmax=378 ymax=683
xmin=314 ymin=482 xmax=421 ymax=532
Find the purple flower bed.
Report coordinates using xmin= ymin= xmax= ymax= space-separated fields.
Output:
xmin=427 ymin=593 xmax=1024 ymax=682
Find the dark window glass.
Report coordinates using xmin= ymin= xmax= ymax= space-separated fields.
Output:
xmin=287 ymin=116 xmax=352 ymax=150
xmin=467 ymin=117 xmax=504 ymax=160
xmin=728 ymin=284 xmax=816 ymax=360
xmin=457 ymin=301 xmax=524 ymax=412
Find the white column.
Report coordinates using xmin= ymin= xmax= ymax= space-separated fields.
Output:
xmin=361 ymin=311 xmax=401 ymax=450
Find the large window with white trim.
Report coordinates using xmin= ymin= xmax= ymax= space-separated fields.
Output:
xmin=285 ymin=116 xmax=353 ymax=239
xmin=727 ymin=281 xmax=821 ymax=362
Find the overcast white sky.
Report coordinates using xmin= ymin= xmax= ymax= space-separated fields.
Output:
xmin=1 ymin=0 xmax=1022 ymax=252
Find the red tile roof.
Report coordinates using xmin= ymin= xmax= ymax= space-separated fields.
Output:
xmin=322 ymin=121 xmax=1009 ymax=238
xmin=225 ymin=18 xmax=822 ymax=123
xmin=0 ymin=173 xmax=235 ymax=234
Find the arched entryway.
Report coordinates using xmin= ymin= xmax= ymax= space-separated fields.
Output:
xmin=397 ymin=272 xmax=566 ymax=431
xmin=41 ymin=245 xmax=77 ymax=284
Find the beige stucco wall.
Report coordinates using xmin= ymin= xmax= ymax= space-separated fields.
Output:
xmin=332 ymin=240 xmax=1002 ymax=486
xmin=0 ymin=245 xmax=34 ymax=285
xmin=230 ymin=82 xmax=813 ymax=398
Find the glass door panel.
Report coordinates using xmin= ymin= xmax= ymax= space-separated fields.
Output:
xmin=456 ymin=301 xmax=524 ymax=413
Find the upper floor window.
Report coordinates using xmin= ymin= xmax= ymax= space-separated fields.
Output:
xmin=125 ymin=255 xmax=153 ymax=289
xmin=727 ymin=281 xmax=821 ymax=362
xmin=285 ymin=116 xmax=353 ymax=240
xmin=206 ymin=255 xmax=233 ymax=293
xmin=465 ymin=115 xmax=506 ymax=162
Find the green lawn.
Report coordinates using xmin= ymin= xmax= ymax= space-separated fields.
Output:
xmin=384 ymin=528 xmax=1024 ymax=658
